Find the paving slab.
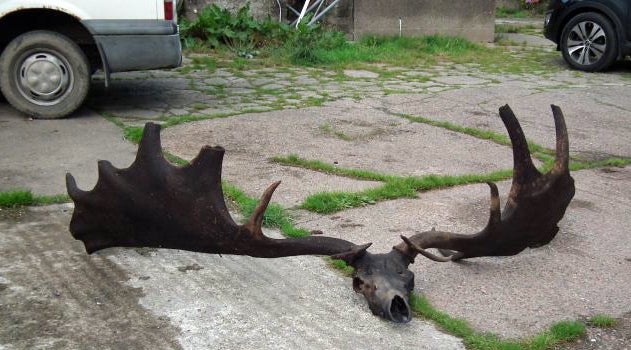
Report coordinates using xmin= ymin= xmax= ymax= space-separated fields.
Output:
xmin=0 ymin=204 xmax=464 ymax=350
xmin=300 ymin=166 xmax=631 ymax=338
xmin=0 ymin=104 xmax=136 ymax=196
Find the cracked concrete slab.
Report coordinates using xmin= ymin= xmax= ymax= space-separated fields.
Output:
xmin=0 ymin=205 xmax=464 ymax=350
xmin=0 ymin=104 xmax=136 ymax=196
xmin=375 ymin=78 xmax=631 ymax=159
xmin=162 ymin=104 xmax=515 ymax=179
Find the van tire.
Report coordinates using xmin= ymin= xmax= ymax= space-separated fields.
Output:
xmin=0 ymin=30 xmax=90 ymax=119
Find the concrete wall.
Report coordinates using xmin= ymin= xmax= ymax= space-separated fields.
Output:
xmin=496 ymin=0 xmax=521 ymax=10
xmin=181 ymin=0 xmax=281 ymax=21
xmin=322 ymin=0 xmax=353 ymax=34
xmin=181 ymin=0 xmax=495 ymax=43
xmin=353 ymin=0 xmax=495 ymax=42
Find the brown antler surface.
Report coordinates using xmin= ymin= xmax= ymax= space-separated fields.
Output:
xmin=396 ymin=104 xmax=575 ymax=261
xmin=66 ymin=122 xmax=368 ymax=258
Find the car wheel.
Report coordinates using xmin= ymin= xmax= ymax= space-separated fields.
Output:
xmin=0 ymin=30 xmax=90 ymax=119
xmin=560 ymin=12 xmax=618 ymax=72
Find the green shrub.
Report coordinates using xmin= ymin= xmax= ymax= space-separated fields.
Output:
xmin=180 ymin=2 xmax=289 ymax=53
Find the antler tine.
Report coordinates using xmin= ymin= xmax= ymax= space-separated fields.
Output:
xmin=187 ymin=145 xmax=225 ymax=181
xmin=485 ymin=182 xmax=501 ymax=227
xmin=550 ymin=104 xmax=570 ymax=173
xmin=498 ymin=104 xmax=540 ymax=183
xmin=65 ymin=173 xmax=88 ymax=201
xmin=399 ymin=235 xmax=452 ymax=262
xmin=394 ymin=104 xmax=575 ymax=263
xmin=134 ymin=122 xmax=166 ymax=167
xmin=244 ymin=181 xmax=282 ymax=237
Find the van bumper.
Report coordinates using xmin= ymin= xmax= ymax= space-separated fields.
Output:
xmin=82 ymin=20 xmax=182 ymax=72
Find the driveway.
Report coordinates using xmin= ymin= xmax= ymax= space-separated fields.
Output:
xmin=1 ymin=40 xmax=631 ymax=348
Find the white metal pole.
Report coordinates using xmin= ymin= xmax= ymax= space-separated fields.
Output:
xmin=295 ymin=0 xmax=312 ymax=27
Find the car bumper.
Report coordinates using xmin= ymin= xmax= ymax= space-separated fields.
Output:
xmin=543 ymin=10 xmax=558 ymax=43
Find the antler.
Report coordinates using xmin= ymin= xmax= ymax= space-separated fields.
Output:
xmin=66 ymin=106 xmax=575 ymax=325
xmin=66 ymin=123 xmax=369 ymax=258
xmin=396 ymin=104 xmax=575 ymax=262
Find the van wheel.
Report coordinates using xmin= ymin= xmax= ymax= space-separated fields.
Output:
xmin=0 ymin=30 xmax=90 ymax=119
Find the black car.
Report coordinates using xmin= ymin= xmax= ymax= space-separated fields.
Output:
xmin=544 ymin=0 xmax=631 ymax=71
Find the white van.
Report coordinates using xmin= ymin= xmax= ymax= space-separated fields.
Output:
xmin=0 ymin=0 xmax=182 ymax=118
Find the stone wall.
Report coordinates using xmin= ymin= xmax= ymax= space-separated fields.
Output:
xmin=353 ymin=0 xmax=495 ymax=42
xmin=181 ymin=0 xmax=282 ymax=20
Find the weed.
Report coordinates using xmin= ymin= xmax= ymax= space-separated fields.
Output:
xmin=0 ymin=190 xmax=69 ymax=208
xmin=0 ymin=191 xmax=34 ymax=207
xmin=123 ymin=127 xmax=144 ymax=144
xmin=319 ymin=123 xmax=353 ymax=141
xmin=180 ymin=3 xmax=279 ymax=53
xmin=325 ymin=257 xmax=355 ymax=276
xmin=191 ymin=102 xmax=209 ymax=111
xmin=570 ymin=158 xmax=631 ymax=171
xmin=270 ymin=154 xmax=392 ymax=182
xmin=496 ymin=7 xmax=529 ymax=18
xmin=190 ymin=56 xmax=217 ymax=72
xmin=273 ymin=20 xmax=349 ymax=66
xmin=399 ymin=113 xmax=554 ymax=162
xmin=495 ymin=24 xmax=541 ymax=35
xmin=221 ymin=183 xmax=309 ymax=238
xmin=549 ymin=321 xmax=586 ymax=341
xmin=410 ymin=294 xmax=585 ymax=350
xmin=588 ymin=314 xmax=617 ymax=328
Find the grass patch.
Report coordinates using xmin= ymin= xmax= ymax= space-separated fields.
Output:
xmin=0 ymin=190 xmax=69 ymax=208
xmin=325 ymin=257 xmax=355 ymax=276
xmin=0 ymin=191 xmax=34 ymax=207
xmin=588 ymin=314 xmax=617 ymax=328
xmin=190 ymin=56 xmax=217 ymax=72
xmin=268 ymin=34 xmax=485 ymax=68
xmin=570 ymin=157 xmax=631 ymax=171
xmin=270 ymin=154 xmax=392 ymax=182
xmin=273 ymin=153 xmax=512 ymax=214
xmin=298 ymin=168 xmax=512 ymax=214
xmin=221 ymin=182 xmax=309 ymax=238
xmin=398 ymin=113 xmax=565 ymax=165
xmin=410 ymin=294 xmax=585 ymax=350
xmin=495 ymin=24 xmax=541 ymax=35
xmin=280 ymin=151 xmax=629 ymax=214
xmin=123 ymin=127 xmax=144 ymax=144
xmin=319 ymin=123 xmax=353 ymax=141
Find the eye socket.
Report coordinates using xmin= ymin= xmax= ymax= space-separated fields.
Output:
xmin=404 ymin=273 xmax=414 ymax=292
xmin=353 ymin=277 xmax=363 ymax=292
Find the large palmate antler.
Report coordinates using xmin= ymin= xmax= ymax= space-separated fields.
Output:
xmin=66 ymin=123 xmax=369 ymax=258
xmin=346 ymin=105 xmax=575 ymax=323
xmin=396 ymin=105 xmax=575 ymax=261
xmin=67 ymin=105 xmax=575 ymax=325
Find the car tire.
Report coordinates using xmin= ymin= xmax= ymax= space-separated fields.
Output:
xmin=0 ymin=30 xmax=90 ymax=119
xmin=560 ymin=12 xmax=618 ymax=72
